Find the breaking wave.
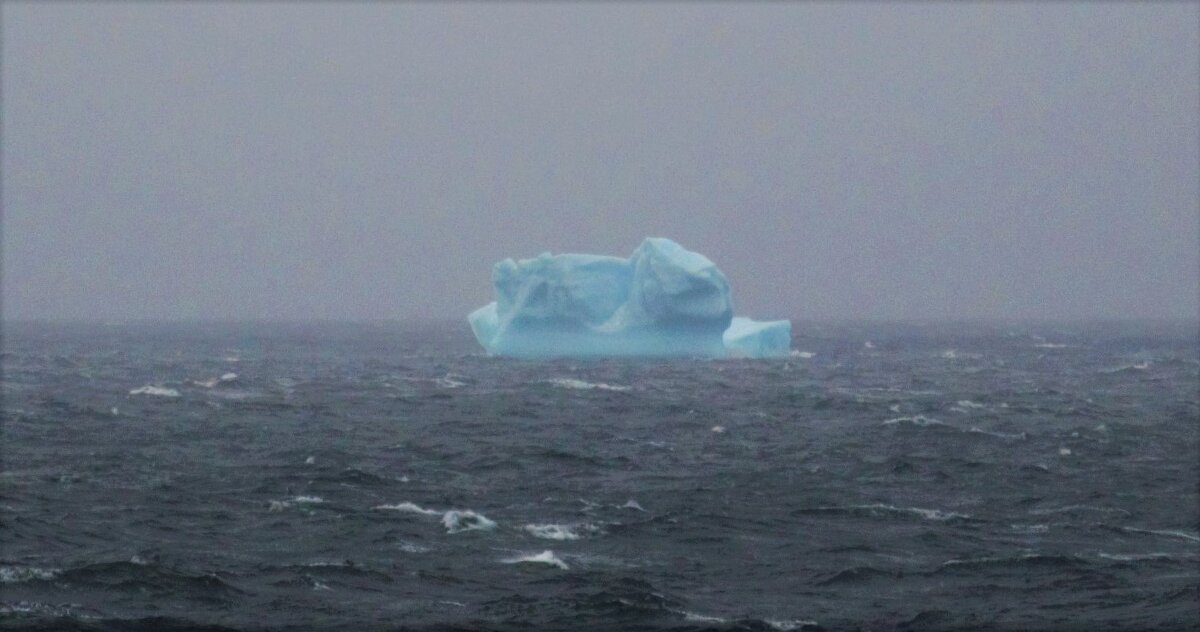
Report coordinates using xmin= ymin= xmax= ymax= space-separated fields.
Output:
xmin=129 ymin=385 xmax=180 ymax=397
xmin=502 ymin=550 xmax=569 ymax=570
xmin=546 ymin=378 xmax=631 ymax=392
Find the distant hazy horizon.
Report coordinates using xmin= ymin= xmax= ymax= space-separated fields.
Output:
xmin=4 ymin=3 xmax=1198 ymax=322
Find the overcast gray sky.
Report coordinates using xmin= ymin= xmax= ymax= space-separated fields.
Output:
xmin=4 ymin=3 xmax=1197 ymax=322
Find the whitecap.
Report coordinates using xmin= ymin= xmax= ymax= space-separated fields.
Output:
xmin=767 ymin=619 xmax=819 ymax=631
xmin=292 ymin=496 xmax=324 ymax=504
xmin=882 ymin=415 xmax=946 ymax=427
xmin=956 ymin=400 xmax=985 ymax=409
xmin=398 ymin=541 xmax=430 ymax=554
xmin=850 ymin=503 xmax=969 ymax=521
xmin=547 ymin=378 xmax=631 ymax=392
xmin=503 ymin=550 xmax=568 ymax=570
xmin=789 ymin=351 xmax=816 ymax=358
xmin=1097 ymin=552 xmax=1175 ymax=562
xmin=373 ymin=501 xmax=441 ymax=516
xmin=443 ymin=509 xmax=497 ymax=533
xmin=1034 ymin=343 xmax=1071 ymax=349
xmin=220 ymin=372 xmax=238 ymax=382
xmin=435 ymin=375 xmax=466 ymax=389
xmin=1099 ymin=362 xmax=1152 ymax=374
xmin=1121 ymin=527 xmax=1200 ymax=543
xmin=0 ymin=565 xmax=59 ymax=584
xmin=1029 ymin=505 xmax=1130 ymax=516
xmin=968 ymin=427 xmax=1026 ymax=440
xmin=621 ymin=499 xmax=645 ymax=512
xmin=711 ymin=425 xmax=726 ymax=434
xmin=523 ymin=523 xmax=597 ymax=540
xmin=376 ymin=502 xmax=498 ymax=534
xmin=681 ymin=611 xmax=727 ymax=623
xmin=129 ymin=385 xmax=180 ymax=398
xmin=940 ymin=349 xmax=958 ymax=359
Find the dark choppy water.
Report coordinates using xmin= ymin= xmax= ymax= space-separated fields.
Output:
xmin=2 ymin=321 xmax=1197 ymax=631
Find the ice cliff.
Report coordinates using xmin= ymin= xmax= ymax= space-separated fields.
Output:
xmin=468 ymin=238 xmax=791 ymax=358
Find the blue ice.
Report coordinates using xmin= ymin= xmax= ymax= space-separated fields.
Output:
xmin=468 ymin=238 xmax=791 ymax=358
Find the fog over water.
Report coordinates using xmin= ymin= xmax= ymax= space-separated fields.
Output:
xmin=3 ymin=3 xmax=1197 ymax=322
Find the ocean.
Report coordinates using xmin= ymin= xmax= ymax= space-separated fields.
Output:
xmin=1 ymin=320 xmax=1197 ymax=631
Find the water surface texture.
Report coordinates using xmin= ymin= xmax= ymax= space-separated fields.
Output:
xmin=2 ymin=321 xmax=1197 ymax=630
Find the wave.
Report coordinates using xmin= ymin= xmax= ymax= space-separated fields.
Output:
xmin=374 ymin=502 xmax=497 ymax=533
xmin=814 ymin=565 xmax=900 ymax=586
xmin=397 ymin=541 xmax=430 ymax=554
xmin=322 ymin=467 xmax=399 ymax=487
xmin=47 ymin=560 xmax=244 ymax=597
xmin=766 ymin=618 xmax=821 ymax=630
xmin=129 ymin=385 xmax=180 ymax=397
xmin=679 ymin=610 xmax=726 ymax=623
xmin=268 ymin=495 xmax=325 ymax=511
xmin=968 ymin=427 xmax=1027 ymax=440
xmin=1120 ymin=527 xmax=1200 ymax=543
xmin=502 ymin=550 xmax=568 ymax=570
xmin=882 ymin=415 xmax=946 ymax=427
xmin=547 ymin=378 xmax=631 ymax=392
xmin=443 ymin=509 xmax=497 ymax=533
xmin=193 ymin=373 xmax=239 ymax=388
xmin=0 ymin=565 xmax=60 ymax=584
xmin=1096 ymin=552 xmax=1180 ymax=562
xmin=401 ymin=374 xmax=467 ymax=388
xmin=1098 ymin=361 xmax=1152 ymax=374
xmin=1029 ymin=505 xmax=1131 ymax=516
xmin=935 ymin=553 xmax=1087 ymax=572
xmin=523 ymin=523 xmax=599 ymax=540
xmin=853 ymin=503 xmax=969 ymax=521
xmin=794 ymin=503 xmax=970 ymax=522
xmin=272 ymin=561 xmax=394 ymax=584
xmin=436 ymin=374 xmax=466 ymax=389
xmin=884 ymin=415 xmax=1026 ymax=440
xmin=373 ymin=501 xmax=441 ymax=516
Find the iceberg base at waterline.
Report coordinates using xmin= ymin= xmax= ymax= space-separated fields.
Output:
xmin=468 ymin=238 xmax=791 ymax=358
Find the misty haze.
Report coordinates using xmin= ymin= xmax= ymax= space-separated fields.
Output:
xmin=2 ymin=3 xmax=1197 ymax=632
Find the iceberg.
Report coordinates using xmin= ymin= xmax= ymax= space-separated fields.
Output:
xmin=469 ymin=238 xmax=791 ymax=358
xmin=723 ymin=317 xmax=793 ymax=358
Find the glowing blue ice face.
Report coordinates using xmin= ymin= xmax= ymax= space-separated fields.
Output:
xmin=469 ymin=238 xmax=790 ymax=358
